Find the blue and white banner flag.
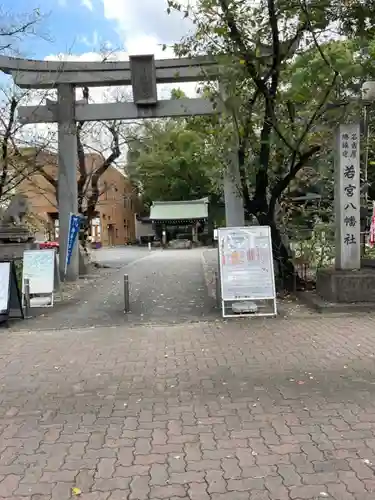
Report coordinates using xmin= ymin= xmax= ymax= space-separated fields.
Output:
xmin=65 ymin=213 xmax=81 ymax=274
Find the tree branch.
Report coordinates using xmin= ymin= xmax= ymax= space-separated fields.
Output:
xmin=269 ymin=145 xmax=321 ymax=217
xmin=38 ymin=166 xmax=58 ymax=199
xmin=237 ymin=89 xmax=260 ymax=210
xmin=218 ymin=0 xmax=309 ymax=154
xmin=218 ymin=0 xmax=268 ymax=95
xmin=268 ymin=0 xmax=280 ymax=97
xmin=0 ymin=97 xmax=18 ymax=200
xmin=85 ymin=124 xmax=121 ymax=220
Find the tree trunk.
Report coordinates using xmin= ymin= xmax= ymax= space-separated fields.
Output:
xmin=254 ymin=210 xmax=299 ymax=292
xmin=79 ymin=222 xmax=90 ymax=257
xmin=79 ymin=210 xmax=97 ymax=258
xmin=269 ymin=220 xmax=296 ymax=291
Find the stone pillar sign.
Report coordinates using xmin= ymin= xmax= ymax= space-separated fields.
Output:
xmin=335 ymin=123 xmax=361 ymax=270
xmin=129 ymin=55 xmax=157 ymax=106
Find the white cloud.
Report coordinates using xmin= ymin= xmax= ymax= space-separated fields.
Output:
xmin=102 ymin=0 xmax=194 ymax=50
xmin=77 ymin=31 xmax=99 ymax=49
xmin=81 ymin=0 xmax=94 ymax=10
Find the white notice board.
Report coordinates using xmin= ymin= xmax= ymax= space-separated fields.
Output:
xmin=22 ymin=249 xmax=55 ymax=295
xmin=0 ymin=262 xmax=10 ymax=313
xmin=218 ymin=226 xmax=276 ymax=314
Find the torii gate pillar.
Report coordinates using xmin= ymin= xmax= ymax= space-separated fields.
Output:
xmin=57 ymin=84 xmax=79 ymax=281
xmin=220 ymin=83 xmax=245 ymax=227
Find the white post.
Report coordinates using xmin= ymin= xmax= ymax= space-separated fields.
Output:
xmin=57 ymin=84 xmax=79 ymax=281
xmin=335 ymin=123 xmax=361 ymax=270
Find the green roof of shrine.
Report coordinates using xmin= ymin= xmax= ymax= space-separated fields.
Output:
xmin=149 ymin=198 xmax=209 ymax=221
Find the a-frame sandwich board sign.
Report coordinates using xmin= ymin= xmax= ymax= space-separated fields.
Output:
xmin=0 ymin=260 xmax=24 ymax=325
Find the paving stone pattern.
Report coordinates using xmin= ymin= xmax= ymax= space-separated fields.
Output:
xmin=2 ymin=314 xmax=375 ymax=499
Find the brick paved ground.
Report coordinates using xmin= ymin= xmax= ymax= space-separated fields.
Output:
xmin=1 ymin=314 xmax=375 ymax=499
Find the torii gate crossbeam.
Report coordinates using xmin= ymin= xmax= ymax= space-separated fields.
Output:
xmin=0 ymin=54 xmax=244 ymax=281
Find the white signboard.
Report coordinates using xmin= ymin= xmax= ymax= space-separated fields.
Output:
xmin=23 ymin=249 xmax=55 ymax=297
xmin=0 ymin=262 xmax=10 ymax=313
xmin=336 ymin=123 xmax=361 ymax=270
xmin=218 ymin=226 xmax=276 ymax=306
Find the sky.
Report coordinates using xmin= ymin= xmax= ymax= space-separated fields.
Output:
xmin=2 ymin=0 xmax=193 ymax=60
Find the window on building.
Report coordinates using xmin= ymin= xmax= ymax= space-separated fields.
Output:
xmin=103 ymin=182 xmax=108 ymax=200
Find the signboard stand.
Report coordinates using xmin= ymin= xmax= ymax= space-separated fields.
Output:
xmin=217 ymin=226 xmax=277 ymax=318
xmin=0 ymin=260 xmax=24 ymax=325
xmin=22 ymin=249 xmax=59 ymax=308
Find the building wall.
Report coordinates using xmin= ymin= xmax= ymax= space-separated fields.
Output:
xmin=98 ymin=163 xmax=137 ymax=246
xmin=17 ymin=151 xmax=138 ymax=246
xmin=135 ymin=219 xmax=155 ymax=240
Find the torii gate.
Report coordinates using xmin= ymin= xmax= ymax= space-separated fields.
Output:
xmin=0 ymin=54 xmax=244 ymax=281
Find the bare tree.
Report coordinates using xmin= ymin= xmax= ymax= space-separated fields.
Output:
xmin=0 ymin=86 xmax=57 ymax=209
xmin=34 ymin=86 xmax=123 ymax=253
xmin=76 ymin=96 xmax=121 ymax=252
xmin=0 ymin=7 xmax=48 ymax=55
xmin=0 ymin=6 xmax=50 ymax=208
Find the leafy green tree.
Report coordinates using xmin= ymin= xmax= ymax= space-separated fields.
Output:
xmin=126 ymin=118 xmax=221 ymax=208
xmin=167 ymin=0 xmax=374 ymax=287
xmin=279 ymin=39 xmax=369 ymax=226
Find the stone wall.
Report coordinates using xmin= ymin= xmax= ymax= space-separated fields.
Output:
xmin=316 ymin=267 xmax=375 ymax=303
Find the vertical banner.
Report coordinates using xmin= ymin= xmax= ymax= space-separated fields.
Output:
xmin=335 ymin=124 xmax=361 ymax=270
xmin=65 ymin=213 xmax=81 ymax=274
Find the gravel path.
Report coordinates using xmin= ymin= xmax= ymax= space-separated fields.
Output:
xmin=16 ymin=248 xmax=217 ymax=330
xmin=125 ymin=248 xmax=217 ymax=324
